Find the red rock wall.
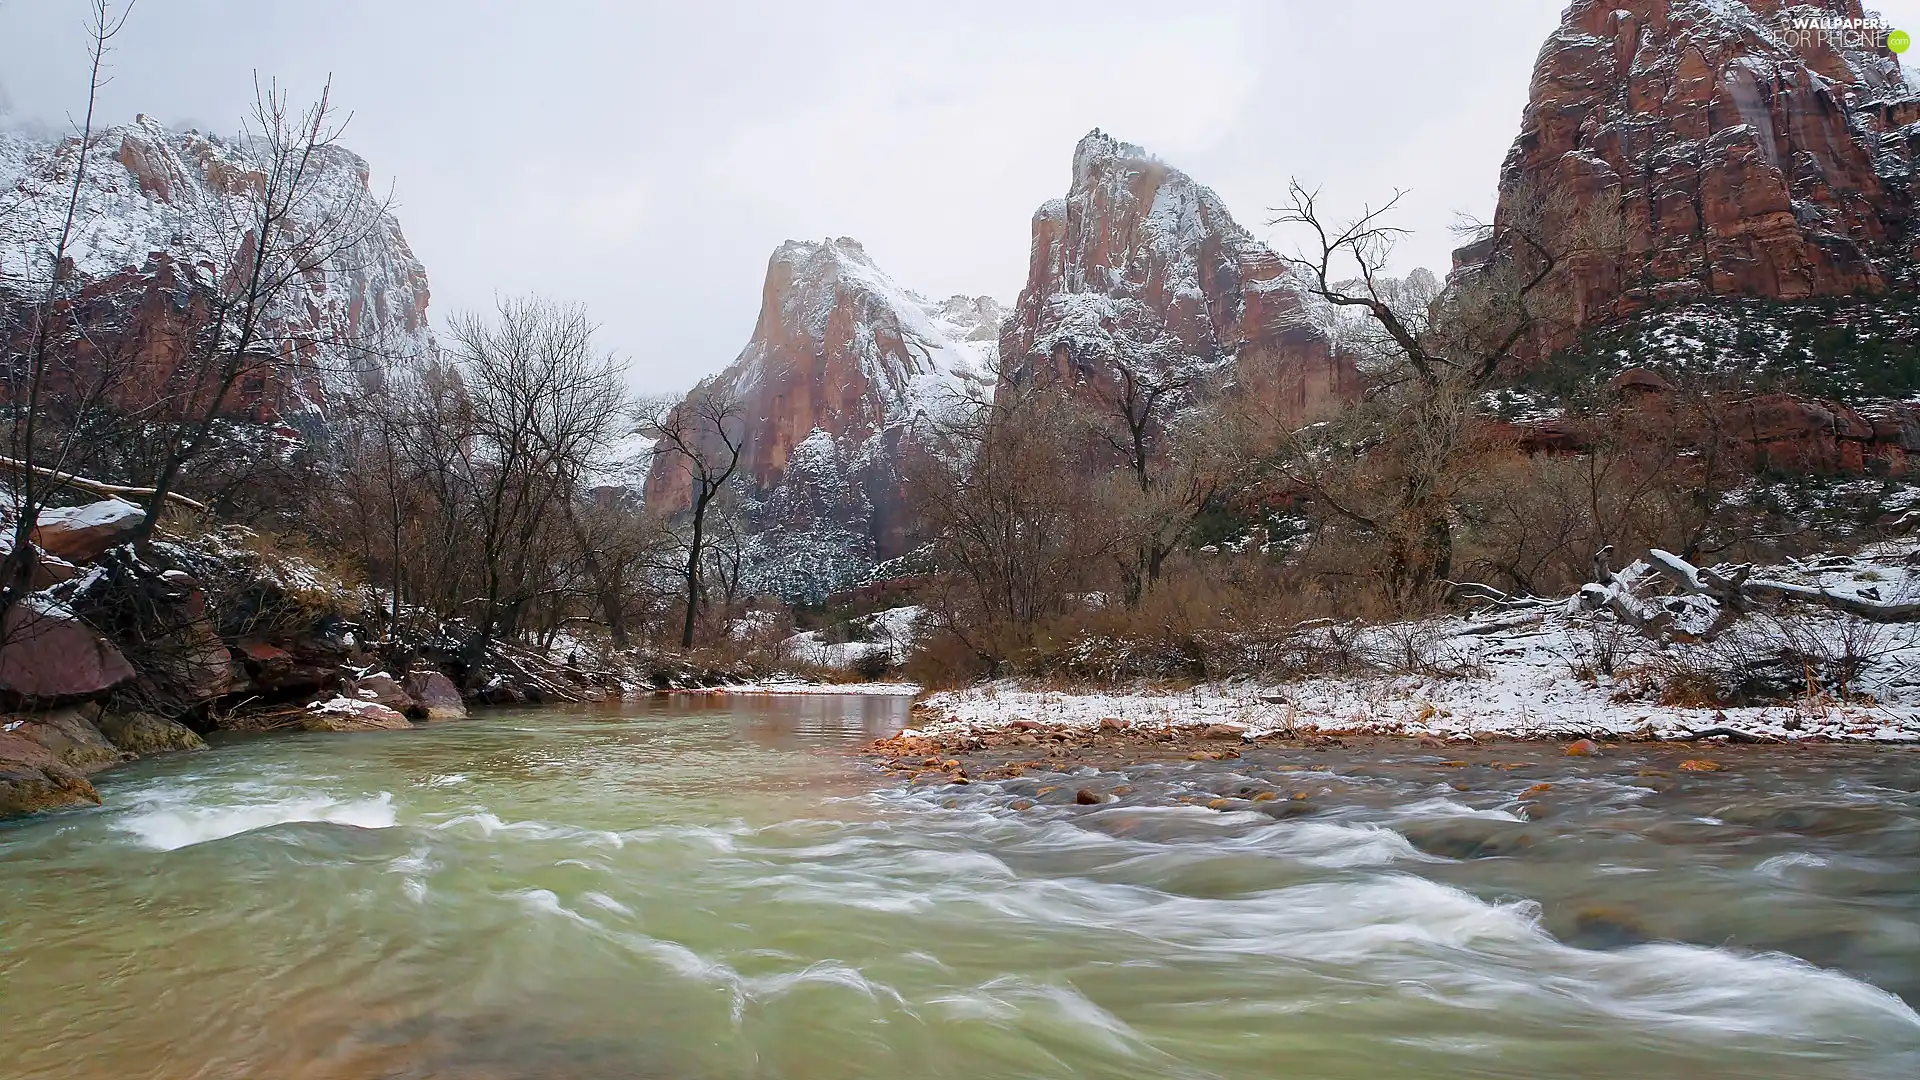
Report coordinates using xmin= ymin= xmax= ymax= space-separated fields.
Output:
xmin=1476 ymin=0 xmax=1918 ymax=359
xmin=1000 ymin=131 xmax=1360 ymax=426
xmin=642 ymin=239 xmax=999 ymax=563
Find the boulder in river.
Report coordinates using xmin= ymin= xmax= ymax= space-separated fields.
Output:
xmin=403 ymin=670 xmax=466 ymax=721
xmin=0 ymin=730 xmax=100 ymax=818
xmin=8 ymin=707 xmax=126 ymax=773
xmin=1402 ymin=820 xmax=1536 ymax=860
xmin=1562 ymin=906 xmax=1653 ymax=950
xmin=95 ymin=709 xmax=207 ymax=756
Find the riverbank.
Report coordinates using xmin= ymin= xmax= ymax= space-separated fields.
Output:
xmin=863 ymin=677 xmax=1918 ymax=787
xmin=877 ymin=541 xmax=1920 ymax=753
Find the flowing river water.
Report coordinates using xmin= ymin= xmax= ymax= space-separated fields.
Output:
xmin=2 ymin=695 xmax=1918 ymax=1080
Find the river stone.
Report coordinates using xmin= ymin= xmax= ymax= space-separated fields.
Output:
xmin=403 ymin=670 xmax=466 ymax=721
xmin=95 ymin=710 xmax=207 ymax=756
xmin=301 ymin=697 xmax=412 ymax=732
xmin=0 ymin=731 xmax=100 ymax=818
xmin=1402 ymin=820 xmax=1536 ymax=859
xmin=10 ymin=708 xmax=126 ymax=773
xmin=1563 ymin=906 xmax=1653 ymax=950
xmin=349 ymin=673 xmax=415 ymax=712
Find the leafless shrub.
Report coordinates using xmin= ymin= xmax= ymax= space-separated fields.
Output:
xmin=1647 ymin=608 xmax=1908 ymax=707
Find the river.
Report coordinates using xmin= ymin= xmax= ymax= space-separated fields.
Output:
xmin=1 ymin=695 xmax=1917 ymax=1079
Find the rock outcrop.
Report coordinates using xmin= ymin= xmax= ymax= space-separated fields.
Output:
xmin=30 ymin=498 xmax=145 ymax=562
xmin=1506 ymin=369 xmax=1920 ymax=473
xmin=1000 ymin=131 xmax=1360 ymax=424
xmin=0 ymin=115 xmax=434 ymax=420
xmin=1477 ymin=0 xmax=1919 ymax=359
xmin=0 ymin=730 xmax=100 ymax=817
xmin=642 ymin=238 xmax=1001 ymax=599
xmin=94 ymin=709 xmax=207 ymax=756
xmin=0 ymin=600 xmax=136 ymax=701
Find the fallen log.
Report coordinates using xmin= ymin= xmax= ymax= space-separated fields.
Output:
xmin=1649 ymin=548 xmax=1920 ymax=623
xmin=0 ymin=457 xmax=208 ymax=513
xmin=1453 ymin=613 xmax=1547 ymax=636
xmin=1742 ymin=578 xmax=1920 ymax=623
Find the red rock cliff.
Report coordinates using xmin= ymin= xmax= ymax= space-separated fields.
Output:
xmin=0 ymin=115 xmax=435 ymax=419
xmin=1475 ymin=0 xmax=1919 ymax=358
xmin=1000 ymin=131 xmax=1359 ymax=423
xmin=642 ymin=238 xmax=1001 ymax=595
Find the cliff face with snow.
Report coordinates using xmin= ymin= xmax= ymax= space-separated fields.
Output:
xmin=0 ymin=115 xmax=434 ymax=418
xmin=1477 ymin=0 xmax=1919 ymax=360
xmin=642 ymin=238 xmax=1001 ymax=599
xmin=1000 ymin=131 xmax=1359 ymax=424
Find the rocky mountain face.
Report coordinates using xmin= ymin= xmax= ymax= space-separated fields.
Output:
xmin=0 ymin=115 xmax=434 ymax=420
xmin=1000 ymin=130 xmax=1359 ymax=425
xmin=1478 ymin=0 xmax=1920 ymax=360
xmin=642 ymin=238 xmax=1001 ymax=600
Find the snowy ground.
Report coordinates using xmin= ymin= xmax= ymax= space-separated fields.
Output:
xmin=910 ymin=544 xmax=1920 ymax=745
xmin=774 ymin=606 xmax=925 ymax=671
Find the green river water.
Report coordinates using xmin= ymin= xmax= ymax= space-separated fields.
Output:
xmin=1 ymin=695 xmax=1917 ymax=1080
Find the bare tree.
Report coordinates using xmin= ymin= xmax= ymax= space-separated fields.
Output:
xmin=1266 ymin=180 xmax=1624 ymax=603
xmin=0 ymin=0 xmax=138 ymax=616
xmin=908 ymin=381 xmax=1117 ymax=668
xmin=129 ymin=75 xmax=390 ymax=541
xmin=449 ymin=298 xmax=626 ymax=667
xmin=638 ymin=388 xmax=745 ymax=648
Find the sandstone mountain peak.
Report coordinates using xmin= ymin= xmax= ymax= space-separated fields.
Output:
xmin=0 ymin=114 xmax=433 ymax=414
xmin=642 ymin=237 xmax=1002 ymax=600
xmin=1002 ymin=130 xmax=1356 ymax=425
xmin=1479 ymin=0 xmax=1919 ymax=358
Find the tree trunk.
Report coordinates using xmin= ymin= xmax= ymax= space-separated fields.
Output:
xmin=682 ymin=490 xmax=709 ymax=649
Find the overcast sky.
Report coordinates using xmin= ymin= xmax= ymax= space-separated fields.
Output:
xmin=3 ymin=1 xmax=1916 ymax=392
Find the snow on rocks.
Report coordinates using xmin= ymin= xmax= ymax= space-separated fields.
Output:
xmin=999 ymin=130 xmax=1358 ymax=430
xmin=302 ymin=697 xmax=412 ymax=731
xmin=0 ymin=116 xmax=434 ymax=406
xmin=641 ymin=238 xmax=1000 ymax=600
xmin=699 ymin=680 xmax=920 ymax=697
xmin=30 ymin=499 xmax=145 ymax=563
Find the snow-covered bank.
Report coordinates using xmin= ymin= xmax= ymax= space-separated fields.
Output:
xmin=911 ymin=544 xmax=1920 ymax=745
xmin=913 ymin=674 xmax=1917 ymax=745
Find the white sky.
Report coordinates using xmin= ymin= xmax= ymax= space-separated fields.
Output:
xmin=3 ymin=0 xmax=1916 ymax=392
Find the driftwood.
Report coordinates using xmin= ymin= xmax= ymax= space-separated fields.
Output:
xmin=0 ymin=456 xmax=209 ymax=512
xmin=1576 ymin=559 xmax=1672 ymax=633
xmin=1677 ymin=725 xmax=1782 ymax=744
xmin=1742 ymin=579 xmax=1920 ymax=622
xmin=1447 ymin=581 xmax=1558 ymax=612
xmin=1453 ymin=613 xmax=1547 ymax=636
xmin=1648 ymin=548 xmax=1920 ymax=623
